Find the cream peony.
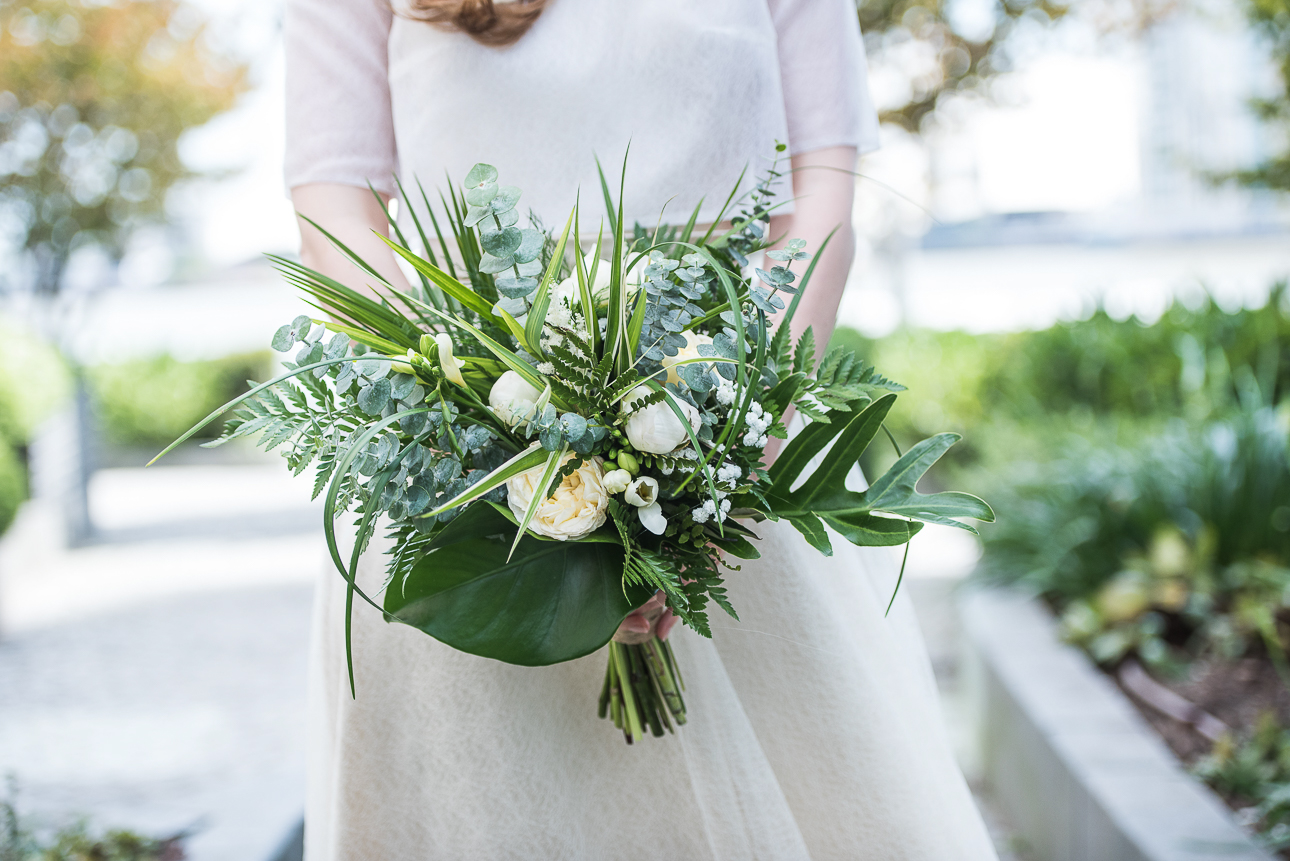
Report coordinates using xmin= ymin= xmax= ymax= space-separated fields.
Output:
xmin=660 ymin=331 xmax=714 ymax=385
xmin=622 ymin=386 xmax=700 ymax=454
xmin=488 ymin=371 xmax=542 ymax=426
xmin=506 ymin=454 xmax=609 ymax=541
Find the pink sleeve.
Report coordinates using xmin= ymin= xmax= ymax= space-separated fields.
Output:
xmin=768 ymin=0 xmax=881 ymax=156
xmin=283 ymin=0 xmax=398 ymax=195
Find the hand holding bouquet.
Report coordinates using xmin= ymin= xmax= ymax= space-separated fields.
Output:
xmin=155 ymin=152 xmax=992 ymax=743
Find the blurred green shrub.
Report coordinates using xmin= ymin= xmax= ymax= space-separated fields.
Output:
xmin=977 ymin=385 xmax=1290 ymax=671
xmin=839 ymin=283 xmax=1290 ymax=479
xmin=89 ymin=352 xmax=272 ymax=448
xmin=2 ymin=787 xmax=184 ymax=861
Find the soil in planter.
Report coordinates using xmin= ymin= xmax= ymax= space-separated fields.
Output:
xmin=1123 ymin=657 xmax=1290 ymax=760
xmin=1117 ymin=655 xmax=1290 ymax=854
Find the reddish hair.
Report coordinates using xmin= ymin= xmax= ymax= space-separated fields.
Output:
xmin=402 ymin=0 xmax=548 ymax=47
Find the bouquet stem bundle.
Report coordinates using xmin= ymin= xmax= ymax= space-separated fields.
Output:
xmin=600 ymin=637 xmax=686 ymax=743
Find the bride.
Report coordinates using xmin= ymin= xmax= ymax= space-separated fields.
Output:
xmin=284 ymin=1 xmax=999 ymax=858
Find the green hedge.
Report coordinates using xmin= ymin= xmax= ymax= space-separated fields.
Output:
xmin=88 ymin=352 xmax=273 ymax=448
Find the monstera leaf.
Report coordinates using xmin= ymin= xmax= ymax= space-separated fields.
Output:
xmin=384 ymin=503 xmax=651 ymax=665
xmin=759 ymin=394 xmax=994 ymax=555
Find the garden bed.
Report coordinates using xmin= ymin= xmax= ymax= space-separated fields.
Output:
xmin=960 ymin=588 xmax=1273 ymax=861
xmin=1114 ymin=653 xmax=1290 ymax=855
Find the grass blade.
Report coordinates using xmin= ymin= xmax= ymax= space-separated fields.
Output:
xmin=509 ymin=446 xmax=566 ymax=560
xmin=524 ymin=208 xmax=575 ymax=356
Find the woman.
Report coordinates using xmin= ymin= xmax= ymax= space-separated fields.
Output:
xmin=285 ymin=1 xmax=999 ymax=859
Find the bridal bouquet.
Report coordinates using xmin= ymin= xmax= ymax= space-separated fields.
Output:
xmin=155 ymin=152 xmax=992 ymax=743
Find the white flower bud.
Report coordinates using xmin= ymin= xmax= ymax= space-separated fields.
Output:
xmin=435 ymin=333 xmax=466 ymax=386
xmin=624 ymin=476 xmax=659 ymax=508
xmin=603 ymin=468 xmax=632 ymax=494
xmin=489 ymin=370 xmax=542 ymax=426
xmin=622 ymin=386 xmax=700 ymax=454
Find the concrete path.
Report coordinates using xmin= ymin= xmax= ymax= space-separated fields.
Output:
xmin=0 ymin=457 xmax=321 ymax=861
xmin=0 ymin=454 xmax=1025 ymax=860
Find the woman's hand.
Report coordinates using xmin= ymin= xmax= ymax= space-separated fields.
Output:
xmin=612 ymin=591 xmax=678 ymax=645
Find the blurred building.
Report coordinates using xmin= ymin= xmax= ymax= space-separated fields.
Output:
xmin=845 ymin=3 xmax=1290 ymax=336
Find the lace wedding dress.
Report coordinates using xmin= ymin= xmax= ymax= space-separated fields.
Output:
xmin=285 ymin=1 xmax=999 ymax=857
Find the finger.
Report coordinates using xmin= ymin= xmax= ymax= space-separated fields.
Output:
xmin=639 ymin=592 xmax=665 ymax=613
xmin=619 ymin=614 xmax=651 ymax=634
xmin=656 ymin=609 xmax=678 ymax=641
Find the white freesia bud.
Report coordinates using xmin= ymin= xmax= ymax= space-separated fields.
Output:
xmin=506 ymin=454 xmax=609 ymax=541
xmin=624 ymin=476 xmax=658 ymax=508
xmin=489 ymin=370 xmax=542 ymax=426
xmin=661 ymin=331 xmax=714 ymax=385
xmin=623 ymin=386 xmax=700 ymax=454
xmin=435 ymin=333 xmax=466 ymax=387
xmin=637 ymin=502 xmax=667 ymax=535
xmin=602 ymin=468 xmax=632 ymax=494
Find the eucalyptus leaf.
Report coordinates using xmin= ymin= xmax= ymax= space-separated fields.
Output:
xmin=490 ymin=185 xmax=522 ymax=213
xmin=464 ymin=163 xmax=498 ymax=187
xmin=357 ymin=379 xmax=391 ymax=415
xmin=271 ymin=324 xmax=295 ymax=352
xmin=481 ymin=227 xmax=522 ymax=257
xmin=513 ymin=228 xmax=544 ymax=265
xmin=466 ymin=181 xmax=498 ymax=206
xmin=495 ymin=276 xmax=539 ymax=298
xmin=479 ymin=252 xmax=516 ymax=274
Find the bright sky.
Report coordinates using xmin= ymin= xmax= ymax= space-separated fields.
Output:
xmin=967 ymin=54 xmax=1142 ymax=213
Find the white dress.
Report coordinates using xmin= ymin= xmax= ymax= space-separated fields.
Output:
xmin=285 ymin=2 xmax=999 ymax=858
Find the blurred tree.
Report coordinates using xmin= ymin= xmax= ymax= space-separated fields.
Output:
xmin=858 ymin=0 xmax=1175 ymax=133
xmin=0 ymin=0 xmax=247 ymax=542
xmin=1238 ymin=0 xmax=1290 ymax=189
xmin=0 ymin=0 xmax=248 ymax=295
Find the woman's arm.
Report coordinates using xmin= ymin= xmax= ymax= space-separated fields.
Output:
xmin=764 ymin=145 xmax=858 ymax=461
xmin=291 ymin=183 xmax=413 ymax=292
xmin=768 ymin=145 xmax=857 ymax=349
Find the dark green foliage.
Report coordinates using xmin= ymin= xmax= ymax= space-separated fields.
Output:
xmin=2 ymin=784 xmax=185 ymax=861
xmin=89 ymin=352 xmax=273 ymax=448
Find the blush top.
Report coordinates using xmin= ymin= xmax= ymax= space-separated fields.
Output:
xmin=283 ymin=0 xmax=880 ymax=225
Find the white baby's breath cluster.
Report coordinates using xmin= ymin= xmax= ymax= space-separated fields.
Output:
xmin=691 ymin=493 xmax=732 ymax=525
xmin=717 ymin=463 xmax=742 ymax=489
xmin=741 ymin=401 xmax=771 ymax=448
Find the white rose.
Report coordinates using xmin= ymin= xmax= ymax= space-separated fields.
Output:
xmin=555 ymin=252 xmax=643 ymax=310
xmin=660 ymin=331 xmax=714 ymax=385
xmin=506 ymin=454 xmax=609 ymax=541
xmin=555 ymin=253 xmax=612 ymax=309
xmin=637 ymin=502 xmax=667 ymax=535
xmin=603 ymin=468 xmax=632 ymax=494
xmin=622 ymin=386 xmax=700 ymax=454
xmin=489 ymin=370 xmax=542 ymax=426
xmin=624 ymin=476 xmax=658 ymax=508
